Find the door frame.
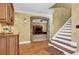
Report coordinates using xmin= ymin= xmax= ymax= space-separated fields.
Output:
xmin=30 ymin=16 xmax=49 ymax=42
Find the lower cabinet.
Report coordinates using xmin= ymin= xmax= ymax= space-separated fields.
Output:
xmin=0 ymin=37 xmax=7 ymax=54
xmin=0 ymin=34 xmax=19 ymax=55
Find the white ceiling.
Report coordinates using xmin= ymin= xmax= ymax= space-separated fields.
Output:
xmin=13 ymin=3 xmax=54 ymax=15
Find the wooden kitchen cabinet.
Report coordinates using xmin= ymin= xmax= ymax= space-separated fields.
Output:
xmin=0 ymin=3 xmax=6 ymax=20
xmin=0 ymin=3 xmax=14 ymax=25
xmin=6 ymin=3 xmax=14 ymax=25
xmin=0 ymin=37 xmax=7 ymax=54
xmin=0 ymin=34 xmax=19 ymax=55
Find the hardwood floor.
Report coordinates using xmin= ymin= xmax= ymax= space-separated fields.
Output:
xmin=19 ymin=40 xmax=64 ymax=55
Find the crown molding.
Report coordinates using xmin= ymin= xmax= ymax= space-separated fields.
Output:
xmin=14 ymin=10 xmax=51 ymax=17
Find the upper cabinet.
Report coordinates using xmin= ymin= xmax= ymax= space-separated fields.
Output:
xmin=0 ymin=3 xmax=6 ymax=21
xmin=0 ymin=3 xmax=14 ymax=25
xmin=6 ymin=3 xmax=14 ymax=25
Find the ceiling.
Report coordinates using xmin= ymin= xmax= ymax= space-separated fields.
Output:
xmin=13 ymin=3 xmax=55 ymax=15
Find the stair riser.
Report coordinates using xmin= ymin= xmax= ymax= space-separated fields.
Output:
xmin=60 ymin=31 xmax=71 ymax=33
xmin=60 ymin=30 xmax=71 ymax=32
xmin=56 ymin=37 xmax=71 ymax=41
xmin=66 ymin=23 xmax=71 ymax=25
xmin=56 ymin=35 xmax=71 ymax=39
xmin=63 ymin=27 xmax=71 ymax=29
xmin=58 ymin=34 xmax=71 ymax=37
xmin=62 ymin=29 xmax=71 ymax=30
xmin=58 ymin=33 xmax=71 ymax=35
xmin=52 ymin=38 xmax=71 ymax=43
xmin=52 ymin=40 xmax=76 ymax=48
xmin=64 ymin=26 xmax=71 ymax=28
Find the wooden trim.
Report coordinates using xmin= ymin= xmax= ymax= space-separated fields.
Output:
xmin=0 ymin=20 xmax=6 ymax=23
xmin=19 ymin=41 xmax=31 ymax=44
xmin=47 ymin=19 xmax=50 ymax=42
xmin=30 ymin=17 xmax=32 ymax=42
xmin=17 ymin=34 xmax=19 ymax=55
xmin=6 ymin=36 xmax=10 ymax=55
xmin=10 ymin=3 xmax=14 ymax=11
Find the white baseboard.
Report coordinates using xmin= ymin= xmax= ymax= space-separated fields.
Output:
xmin=72 ymin=50 xmax=79 ymax=55
xmin=19 ymin=41 xmax=31 ymax=44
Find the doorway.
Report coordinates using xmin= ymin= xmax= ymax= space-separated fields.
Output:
xmin=30 ymin=16 xmax=49 ymax=42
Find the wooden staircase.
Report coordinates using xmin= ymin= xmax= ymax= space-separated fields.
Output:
xmin=48 ymin=18 xmax=77 ymax=54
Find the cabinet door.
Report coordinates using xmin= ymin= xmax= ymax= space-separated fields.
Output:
xmin=6 ymin=3 xmax=14 ymax=25
xmin=7 ymin=35 xmax=19 ymax=55
xmin=0 ymin=36 xmax=7 ymax=55
xmin=9 ymin=4 xmax=14 ymax=25
xmin=6 ymin=4 xmax=11 ymax=24
xmin=0 ymin=3 xmax=6 ymax=20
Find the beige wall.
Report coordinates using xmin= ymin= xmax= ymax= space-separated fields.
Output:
xmin=52 ymin=7 xmax=71 ymax=36
xmin=72 ymin=4 xmax=79 ymax=52
xmin=14 ymin=12 xmax=49 ymax=42
xmin=50 ymin=3 xmax=71 ymax=8
xmin=14 ymin=13 xmax=31 ymax=42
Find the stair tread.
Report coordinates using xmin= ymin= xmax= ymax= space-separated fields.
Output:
xmin=63 ymin=28 xmax=71 ymax=30
xmin=60 ymin=30 xmax=71 ymax=32
xmin=56 ymin=35 xmax=71 ymax=39
xmin=52 ymin=39 xmax=76 ymax=48
xmin=60 ymin=31 xmax=71 ymax=33
xmin=58 ymin=32 xmax=71 ymax=35
xmin=64 ymin=26 xmax=71 ymax=27
xmin=49 ymin=41 xmax=75 ymax=53
xmin=56 ymin=36 xmax=71 ymax=41
xmin=66 ymin=23 xmax=71 ymax=24
xmin=51 ymin=38 xmax=71 ymax=43
xmin=58 ymin=34 xmax=71 ymax=37
xmin=52 ymin=38 xmax=71 ymax=42
xmin=64 ymin=24 xmax=71 ymax=26
xmin=63 ymin=27 xmax=71 ymax=29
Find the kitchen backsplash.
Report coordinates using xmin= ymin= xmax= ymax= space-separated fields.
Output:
xmin=0 ymin=23 xmax=17 ymax=33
